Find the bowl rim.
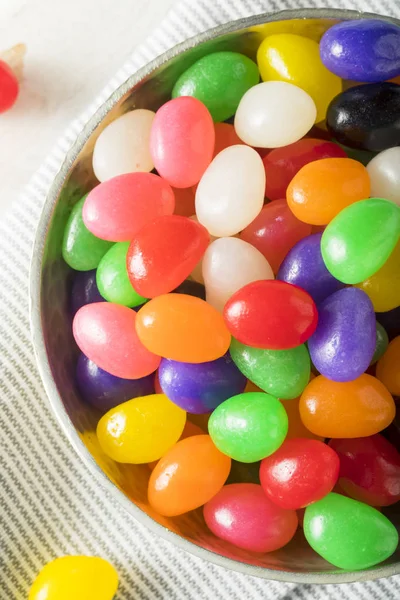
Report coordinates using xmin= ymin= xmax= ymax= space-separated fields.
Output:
xmin=30 ymin=7 xmax=400 ymax=584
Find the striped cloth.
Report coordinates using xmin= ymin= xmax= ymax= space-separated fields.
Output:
xmin=1 ymin=0 xmax=399 ymax=598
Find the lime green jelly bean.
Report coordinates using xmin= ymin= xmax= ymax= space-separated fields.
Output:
xmin=230 ymin=338 xmax=310 ymax=399
xmin=97 ymin=242 xmax=147 ymax=307
xmin=371 ymin=322 xmax=389 ymax=365
xmin=62 ymin=195 xmax=113 ymax=271
xmin=304 ymin=493 xmax=399 ymax=570
xmin=321 ymin=198 xmax=400 ymax=284
xmin=209 ymin=392 xmax=288 ymax=463
xmin=172 ymin=51 xmax=259 ymax=122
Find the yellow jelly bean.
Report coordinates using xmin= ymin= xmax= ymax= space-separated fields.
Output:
xmin=257 ymin=33 xmax=342 ymax=122
xmin=356 ymin=242 xmax=400 ymax=312
xmin=97 ymin=394 xmax=186 ymax=463
xmin=29 ymin=556 xmax=118 ymax=600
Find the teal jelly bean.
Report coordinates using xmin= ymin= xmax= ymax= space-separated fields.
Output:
xmin=62 ymin=196 xmax=113 ymax=271
xmin=208 ymin=392 xmax=288 ymax=463
xmin=97 ymin=242 xmax=147 ymax=307
xmin=371 ymin=322 xmax=389 ymax=365
xmin=321 ymin=198 xmax=400 ymax=284
xmin=230 ymin=338 xmax=310 ymax=399
xmin=304 ymin=493 xmax=399 ymax=570
xmin=172 ymin=51 xmax=259 ymax=122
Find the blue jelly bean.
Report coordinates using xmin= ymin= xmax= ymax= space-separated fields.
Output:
xmin=158 ymin=353 xmax=247 ymax=414
xmin=308 ymin=287 xmax=376 ymax=382
xmin=70 ymin=270 xmax=104 ymax=315
xmin=320 ymin=19 xmax=400 ymax=83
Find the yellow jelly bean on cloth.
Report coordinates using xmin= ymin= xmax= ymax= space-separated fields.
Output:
xmin=29 ymin=556 xmax=118 ymax=600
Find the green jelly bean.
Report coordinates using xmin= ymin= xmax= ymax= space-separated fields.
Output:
xmin=371 ymin=322 xmax=389 ymax=365
xmin=172 ymin=51 xmax=259 ymax=122
xmin=96 ymin=242 xmax=148 ymax=307
xmin=304 ymin=493 xmax=399 ymax=570
xmin=209 ymin=392 xmax=288 ymax=463
xmin=321 ymin=198 xmax=400 ymax=285
xmin=230 ymin=338 xmax=310 ymax=399
xmin=62 ymin=196 xmax=113 ymax=271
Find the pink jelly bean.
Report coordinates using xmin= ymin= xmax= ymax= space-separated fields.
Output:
xmin=203 ymin=483 xmax=298 ymax=553
xmin=73 ymin=303 xmax=160 ymax=379
xmin=150 ymin=97 xmax=215 ymax=188
xmin=82 ymin=172 xmax=175 ymax=241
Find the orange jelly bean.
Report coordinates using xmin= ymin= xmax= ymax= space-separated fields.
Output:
xmin=135 ymin=294 xmax=231 ymax=363
xmin=299 ymin=374 xmax=395 ymax=438
xmin=280 ymin=398 xmax=324 ymax=442
xmin=376 ymin=337 xmax=400 ymax=396
xmin=213 ymin=122 xmax=244 ymax=157
xmin=287 ymin=158 xmax=371 ymax=225
xmin=148 ymin=434 xmax=231 ymax=516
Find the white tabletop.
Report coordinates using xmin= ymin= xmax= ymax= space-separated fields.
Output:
xmin=0 ymin=0 xmax=177 ymax=217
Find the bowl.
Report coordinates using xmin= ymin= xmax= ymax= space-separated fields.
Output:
xmin=30 ymin=8 xmax=400 ymax=584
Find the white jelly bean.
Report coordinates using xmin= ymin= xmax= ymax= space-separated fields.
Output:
xmin=234 ymin=81 xmax=317 ymax=148
xmin=195 ymin=145 xmax=265 ymax=237
xmin=202 ymin=237 xmax=274 ymax=312
xmin=367 ymin=147 xmax=400 ymax=207
xmin=93 ymin=109 xmax=155 ymax=182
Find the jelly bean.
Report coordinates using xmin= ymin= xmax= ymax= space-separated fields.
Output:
xmin=70 ymin=270 xmax=104 ymax=315
xmin=367 ymin=147 xmax=400 ymax=207
xmin=234 ymin=81 xmax=316 ymax=148
xmin=213 ymin=122 xmax=244 ymax=157
xmin=172 ymin=51 xmax=259 ymax=122
xmin=148 ymin=435 xmax=231 ymax=516
xmin=287 ymin=158 xmax=371 ymax=226
xmin=29 ymin=556 xmax=118 ymax=600
xmin=260 ymin=439 xmax=339 ymax=510
xmin=299 ymin=374 xmax=395 ymax=438
xmin=371 ymin=322 xmax=389 ymax=365
xmin=224 ymin=280 xmax=318 ymax=350
xmin=308 ymin=288 xmax=376 ymax=382
xmin=195 ymin=145 xmax=265 ymax=237
xmin=173 ymin=186 xmax=196 ymax=217
xmin=127 ymin=215 xmax=209 ymax=298
xmin=204 ymin=483 xmax=298 ymax=552
xmin=320 ymin=19 xmax=400 ymax=83
xmin=150 ymin=97 xmax=214 ymax=188
xmin=230 ymin=338 xmax=310 ymax=400
xmin=240 ymin=200 xmax=312 ymax=273
xmin=0 ymin=60 xmax=19 ymax=113
xmin=83 ymin=172 xmax=175 ymax=242
xmin=326 ymin=83 xmax=400 ymax=152
xmin=262 ymin=138 xmax=346 ymax=201
xmin=277 ymin=233 xmax=344 ymax=305
xmin=280 ymin=398 xmax=323 ymax=442
xmin=257 ymin=34 xmax=341 ymax=122
xmin=135 ymin=294 xmax=231 ymax=363
xmin=321 ymin=198 xmax=400 ymax=284
xmin=356 ymin=242 xmax=400 ymax=312
xmin=96 ymin=242 xmax=147 ymax=307
xmin=202 ymin=237 xmax=273 ymax=312
xmin=377 ymin=305 xmax=400 ymax=341
xmin=73 ymin=303 xmax=160 ymax=379
xmin=304 ymin=493 xmax=399 ymax=570
xmin=329 ymin=435 xmax=400 ymax=507
xmin=76 ymin=353 xmax=154 ymax=412
xmin=158 ymin=353 xmax=246 ymax=414
xmin=97 ymin=393 xmax=186 ymax=463
xmin=376 ymin=336 xmax=400 ymax=396
xmin=92 ymin=109 xmax=155 ymax=182
xmin=208 ymin=392 xmax=288 ymax=462
xmin=62 ymin=196 xmax=113 ymax=271
xmin=173 ymin=278 xmax=206 ymax=300
xmin=147 ymin=419 xmax=206 ymax=471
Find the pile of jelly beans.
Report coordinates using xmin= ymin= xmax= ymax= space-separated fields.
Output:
xmin=61 ymin=17 xmax=400 ymax=576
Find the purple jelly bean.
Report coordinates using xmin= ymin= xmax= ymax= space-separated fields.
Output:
xmin=277 ymin=233 xmax=344 ymax=305
xmin=320 ymin=19 xmax=400 ymax=83
xmin=76 ymin=353 xmax=155 ymax=412
xmin=308 ymin=288 xmax=376 ymax=382
xmin=71 ymin=270 xmax=104 ymax=315
xmin=158 ymin=353 xmax=247 ymax=414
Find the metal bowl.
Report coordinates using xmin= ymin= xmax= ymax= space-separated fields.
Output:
xmin=30 ymin=8 xmax=400 ymax=584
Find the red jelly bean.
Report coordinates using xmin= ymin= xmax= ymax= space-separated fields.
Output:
xmin=213 ymin=122 xmax=244 ymax=157
xmin=83 ymin=173 xmax=175 ymax=242
xmin=224 ymin=280 xmax=318 ymax=350
xmin=329 ymin=435 xmax=400 ymax=507
xmin=127 ymin=215 xmax=209 ymax=297
xmin=263 ymin=138 xmax=346 ymax=200
xmin=0 ymin=60 xmax=19 ymax=113
xmin=150 ymin=97 xmax=215 ymax=188
xmin=203 ymin=483 xmax=298 ymax=553
xmin=259 ymin=439 xmax=340 ymax=510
